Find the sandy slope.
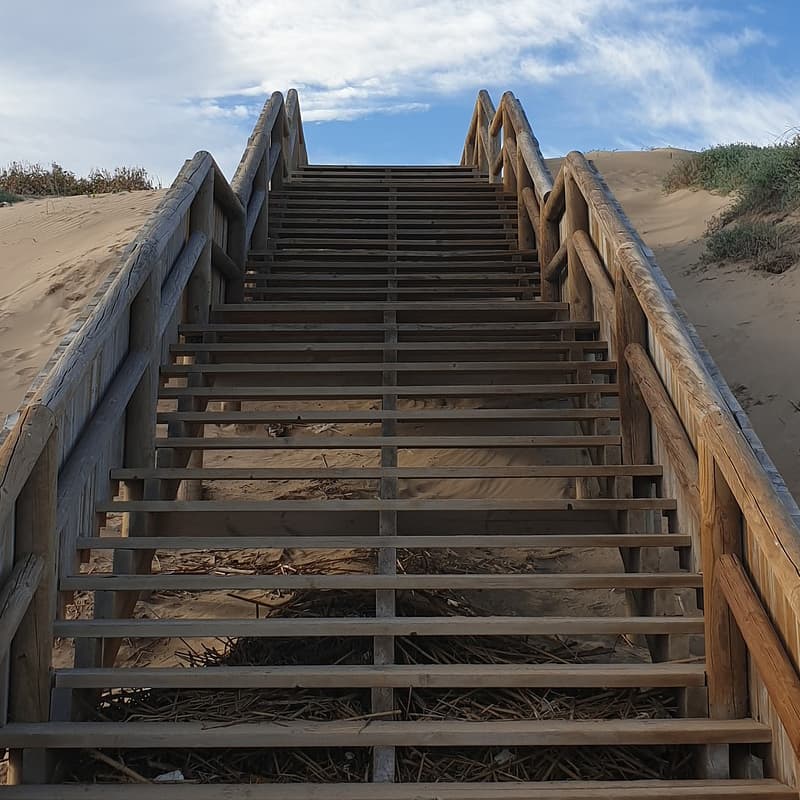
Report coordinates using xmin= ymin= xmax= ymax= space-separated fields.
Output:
xmin=584 ymin=149 xmax=800 ymax=502
xmin=0 ymin=190 xmax=164 ymax=421
xmin=0 ymin=156 xmax=797 ymax=503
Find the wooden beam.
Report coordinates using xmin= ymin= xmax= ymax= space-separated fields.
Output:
xmin=700 ymin=437 xmax=748 ymax=720
xmin=54 ymin=662 xmax=706 ymax=690
xmin=62 ymin=572 xmax=702 ymax=593
xmin=0 ymin=555 xmax=44 ymax=655
xmin=572 ymin=230 xmax=614 ymax=322
xmin=54 ymin=615 xmax=705 ymax=639
xmin=151 ymin=435 xmax=623 ymax=450
xmin=541 ymin=240 xmax=568 ymax=285
xmin=626 ymin=343 xmax=699 ymax=517
xmin=0 ymin=781 xmax=792 ymax=800
xmin=77 ymin=533 xmax=691 ymax=551
xmin=0 ymin=718 xmax=770 ymax=749
xmin=98 ymin=497 xmax=677 ymax=513
xmin=717 ymin=553 xmax=800 ymax=759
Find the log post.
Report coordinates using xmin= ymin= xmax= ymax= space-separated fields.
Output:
xmin=564 ymin=169 xmax=592 ymax=321
xmin=178 ymin=170 xmax=214 ymax=502
xmin=488 ymin=114 xmax=501 ymax=184
xmin=224 ymin=181 xmax=247 ymax=305
xmin=516 ymin=150 xmax=535 ymax=254
xmin=97 ymin=267 xmax=160 ymax=668
xmin=501 ymin=104 xmax=516 ymax=195
xmin=251 ymin=151 xmax=269 ymax=253
xmin=699 ymin=435 xmax=748 ymax=720
xmin=614 ymin=264 xmax=651 ymax=467
xmin=8 ymin=415 xmax=58 ymax=784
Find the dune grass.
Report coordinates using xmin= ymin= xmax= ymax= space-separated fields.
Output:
xmin=664 ymin=140 xmax=800 ymax=272
xmin=0 ymin=189 xmax=22 ymax=204
xmin=0 ymin=162 xmax=156 ymax=198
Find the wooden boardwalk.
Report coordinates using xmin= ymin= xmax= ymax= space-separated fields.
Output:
xmin=0 ymin=90 xmax=799 ymax=797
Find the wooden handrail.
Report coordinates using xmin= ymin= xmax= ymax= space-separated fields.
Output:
xmin=717 ymin=553 xmax=800 ymax=757
xmin=0 ymin=90 xmax=305 ymax=759
xmin=464 ymin=88 xmax=800 ymax=779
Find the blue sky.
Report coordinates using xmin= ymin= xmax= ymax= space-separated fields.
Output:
xmin=2 ymin=1 xmax=799 ymax=181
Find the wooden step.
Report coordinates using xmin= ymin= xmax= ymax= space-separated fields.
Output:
xmin=0 ymin=780 xmax=792 ymax=799
xmin=264 ymin=249 xmax=530 ymax=260
xmin=159 ymin=383 xmax=619 ymax=400
xmin=62 ymin=571 xmax=701 ymax=592
xmin=161 ymin=361 xmax=616 ymax=376
xmin=170 ymin=341 xmax=608 ymax=355
xmin=151 ymin=434 xmax=622 ymax=450
xmin=0 ymin=718 xmax=768 ymax=749
xmin=54 ymin=615 xmax=704 ymax=639
xmin=245 ymin=286 xmax=535 ymax=297
xmin=212 ymin=300 xmax=562 ymax=313
xmin=268 ymin=207 xmax=519 ymax=217
xmin=100 ymin=498 xmax=675 ymax=514
xmin=271 ymin=226 xmax=514 ymax=236
xmin=179 ymin=321 xmax=600 ymax=334
xmin=77 ymin=533 xmax=690 ymax=551
xmin=245 ymin=274 xmax=532 ymax=284
xmin=54 ymin=662 xmax=707 ymax=689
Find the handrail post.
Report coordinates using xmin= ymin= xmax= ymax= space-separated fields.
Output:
xmin=516 ymin=149 xmax=536 ymax=253
xmin=699 ymin=436 xmax=749 ymax=721
xmin=178 ymin=169 xmax=215 ymax=502
xmin=252 ymin=150 xmax=269 ymax=252
xmin=94 ymin=267 xmax=160 ymax=670
xmin=488 ymin=116 xmax=501 ymax=184
xmin=501 ymin=103 xmax=516 ymax=195
xmin=564 ymin=169 xmax=592 ymax=321
xmin=7 ymin=419 xmax=57 ymax=783
xmin=614 ymin=261 xmax=651 ymax=466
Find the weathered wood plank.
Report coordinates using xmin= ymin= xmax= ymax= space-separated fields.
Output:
xmin=0 ymin=780 xmax=792 ymax=799
xmin=54 ymin=662 xmax=706 ymax=690
xmin=54 ymin=615 xmax=704 ymax=639
xmin=62 ymin=572 xmax=701 ymax=593
xmin=76 ymin=533 xmax=691 ymax=551
xmin=0 ymin=718 xmax=769 ymax=749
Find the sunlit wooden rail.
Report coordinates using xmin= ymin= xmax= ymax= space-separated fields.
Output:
xmin=0 ymin=87 xmax=797 ymax=797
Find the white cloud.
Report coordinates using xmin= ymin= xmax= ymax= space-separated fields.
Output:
xmin=0 ymin=0 xmax=797 ymax=180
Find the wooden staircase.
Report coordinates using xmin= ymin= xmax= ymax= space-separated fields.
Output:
xmin=0 ymin=163 xmax=791 ymax=797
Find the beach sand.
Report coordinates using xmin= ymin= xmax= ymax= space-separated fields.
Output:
xmin=0 ymin=189 xmax=164 ymax=421
xmin=585 ymin=149 xmax=800 ymax=502
xmin=1 ymin=154 xmax=797 ymax=503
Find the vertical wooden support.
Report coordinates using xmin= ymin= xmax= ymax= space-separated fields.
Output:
xmin=516 ymin=150 xmax=535 ymax=253
xmin=564 ymin=175 xmax=592 ymax=321
xmin=225 ymin=180 xmax=248 ymax=305
xmin=538 ymin=214 xmax=561 ymax=302
xmin=614 ymin=267 xmax=651 ymax=467
xmin=488 ymin=114 xmax=501 ymax=184
xmin=95 ymin=269 xmax=160 ymax=669
xmin=699 ymin=436 xmax=748 ymax=720
xmin=221 ymin=172 xmax=247 ymax=413
xmin=501 ymin=106 xmax=516 ymax=195
xmin=178 ymin=171 xmax=214 ymax=502
xmin=8 ymin=420 xmax=57 ymax=784
xmin=252 ymin=150 xmax=269 ymax=253
xmin=373 ymin=189 xmax=397 ymax=782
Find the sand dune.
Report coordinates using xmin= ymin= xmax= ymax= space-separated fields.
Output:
xmin=0 ymin=190 xmax=163 ymax=421
xmin=585 ymin=149 xmax=800 ymax=503
xmin=1 ymin=155 xmax=797 ymax=502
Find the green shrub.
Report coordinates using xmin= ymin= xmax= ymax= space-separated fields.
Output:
xmin=0 ymin=162 xmax=156 ymax=197
xmin=664 ymin=139 xmax=800 ymax=215
xmin=704 ymin=221 xmax=793 ymax=273
xmin=0 ymin=189 xmax=22 ymax=204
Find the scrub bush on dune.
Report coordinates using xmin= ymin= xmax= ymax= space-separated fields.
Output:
xmin=0 ymin=161 xmax=156 ymax=197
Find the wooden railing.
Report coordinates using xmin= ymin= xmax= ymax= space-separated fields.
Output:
xmin=464 ymin=89 xmax=800 ymax=785
xmin=0 ymin=89 xmax=305 ymax=779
